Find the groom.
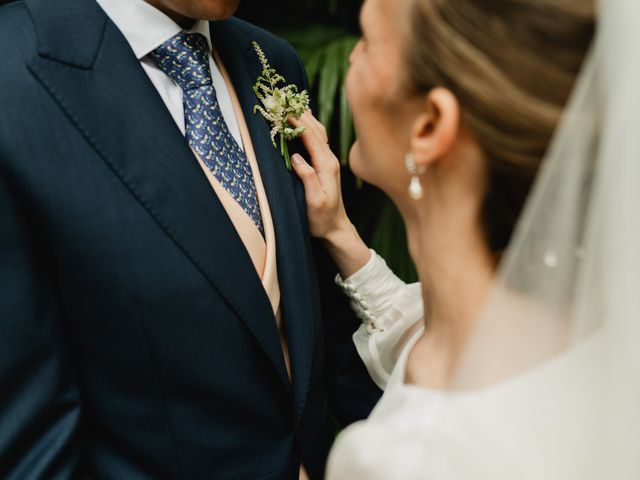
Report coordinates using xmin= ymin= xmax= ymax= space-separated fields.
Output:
xmin=0 ymin=0 xmax=381 ymax=478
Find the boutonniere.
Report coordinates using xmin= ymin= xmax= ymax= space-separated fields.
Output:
xmin=252 ymin=41 xmax=310 ymax=171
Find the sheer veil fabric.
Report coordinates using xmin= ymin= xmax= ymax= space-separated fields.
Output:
xmin=450 ymin=0 xmax=640 ymax=476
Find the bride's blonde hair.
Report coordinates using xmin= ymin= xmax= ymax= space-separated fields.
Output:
xmin=407 ymin=0 xmax=594 ymax=254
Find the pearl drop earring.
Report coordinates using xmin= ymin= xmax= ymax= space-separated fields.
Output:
xmin=405 ymin=153 xmax=424 ymax=200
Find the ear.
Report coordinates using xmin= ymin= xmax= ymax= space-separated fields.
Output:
xmin=410 ymin=87 xmax=461 ymax=169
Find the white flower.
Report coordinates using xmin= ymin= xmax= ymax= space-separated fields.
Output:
xmin=252 ymin=41 xmax=310 ymax=170
xmin=263 ymin=94 xmax=279 ymax=113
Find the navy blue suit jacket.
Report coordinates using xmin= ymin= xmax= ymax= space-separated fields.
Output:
xmin=0 ymin=1 xmax=381 ymax=478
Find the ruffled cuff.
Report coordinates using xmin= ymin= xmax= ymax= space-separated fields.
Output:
xmin=335 ymin=250 xmax=408 ymax=327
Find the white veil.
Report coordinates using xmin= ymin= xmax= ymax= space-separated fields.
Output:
xmin=450 ymin=0 xmax=640 ymax=477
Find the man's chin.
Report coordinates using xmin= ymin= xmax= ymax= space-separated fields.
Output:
xmin=195 ymin=0 xmax=241 ymax=20
xmin=150 ymin=0 xmax=241 ymax=22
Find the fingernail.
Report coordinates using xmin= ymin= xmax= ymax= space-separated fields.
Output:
xmin=292 ymin=154 xmax=302 ymax=165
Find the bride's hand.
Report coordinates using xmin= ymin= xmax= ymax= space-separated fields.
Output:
xmin=290 ymin=111 xmax=371 ymax=278
xmin=290 ymin=111 xmax=350 ymax=239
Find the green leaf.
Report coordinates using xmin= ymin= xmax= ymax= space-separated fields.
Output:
xmin=302 ymin=48 xmax=325 ymax=87
xmin=317 ymin=40 xmax=341 ymax=127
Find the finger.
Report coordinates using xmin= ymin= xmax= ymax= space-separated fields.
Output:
xmin=291 ymin=153 xmax=326 ymax=205
xmin=290 ymin=118 xmax=333 ymax=169
xmin=306 ymin=111 xmax=329 ymax=143
xmin=291 ymin=111 xmax=328 ymax=146
xmin=300 ymin=110 xmax=328 ymax=144
xmin=289 ymin=113 xmax=316 ymax=138
xmin=289 ymin=114 xmax=340 ymax=179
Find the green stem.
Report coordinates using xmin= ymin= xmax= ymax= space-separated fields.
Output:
xmin=281 ymin=133 xmax=291 ymax=171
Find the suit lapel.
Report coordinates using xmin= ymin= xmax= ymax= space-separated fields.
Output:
xmin=211 ymin=20 xmax=316 ymax=427
xmin=25 ymin=0 xmax=290 ymax=388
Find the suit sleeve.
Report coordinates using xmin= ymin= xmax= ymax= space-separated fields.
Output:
xmin=285 ymin=43 xmax=383 ymax=426
xmin=0 ymin=173 xmax=81 ymax=479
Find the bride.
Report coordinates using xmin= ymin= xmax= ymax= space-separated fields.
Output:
xmin=290 ymin=0 xmax=640 ymax=478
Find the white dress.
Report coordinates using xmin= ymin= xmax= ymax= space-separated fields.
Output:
xmin=326 ymin=252 xmax=603 ymax=480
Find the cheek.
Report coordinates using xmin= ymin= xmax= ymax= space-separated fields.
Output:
xmin=345 ymin=73 xmax=375 ymax=184
xmin=346 ymin=63 xmax=406 ymax=192
xmin=345 ymin=61 xmax=366 ymax=121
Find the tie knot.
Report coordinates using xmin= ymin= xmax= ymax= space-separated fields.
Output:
xmin=151 ymin=32 xmax=212 ymax=91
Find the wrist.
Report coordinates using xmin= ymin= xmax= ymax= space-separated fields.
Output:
xmin=322 ymin=218 xmax=357 ymax=249
xmin=322 ymin=221 xmax=372 ymax=279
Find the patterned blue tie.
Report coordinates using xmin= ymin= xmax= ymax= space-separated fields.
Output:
xmin=151 ymin=33 xmax=264 ymax=235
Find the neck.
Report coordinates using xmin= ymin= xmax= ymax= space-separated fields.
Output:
xmin=144 ymin=0 xmax=196 ymax=29
xmin=405 ymin=189 xmax=496 ymax=358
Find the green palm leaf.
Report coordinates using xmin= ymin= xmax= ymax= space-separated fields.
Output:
xmin=280 ymin=27 xmax=358 ymax=163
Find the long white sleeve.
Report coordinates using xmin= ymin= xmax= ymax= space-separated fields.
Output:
xmin=336 ymin=251 xmax=424 ymax=390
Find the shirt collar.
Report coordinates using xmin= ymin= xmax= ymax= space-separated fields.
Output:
xmin=95 ymin=0 xmax=213 ymax=60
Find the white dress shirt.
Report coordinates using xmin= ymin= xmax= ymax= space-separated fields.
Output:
xmin=95 ymin=0 xmax=244 ymax=149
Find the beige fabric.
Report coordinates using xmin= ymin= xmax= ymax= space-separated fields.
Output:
xmin=300 ymin=465 xmax=309 ymax=480
xmin=190 ymin=49 xmax=292 ymax=375
xmin=193 ymin=56 xmax=280 ymax=315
